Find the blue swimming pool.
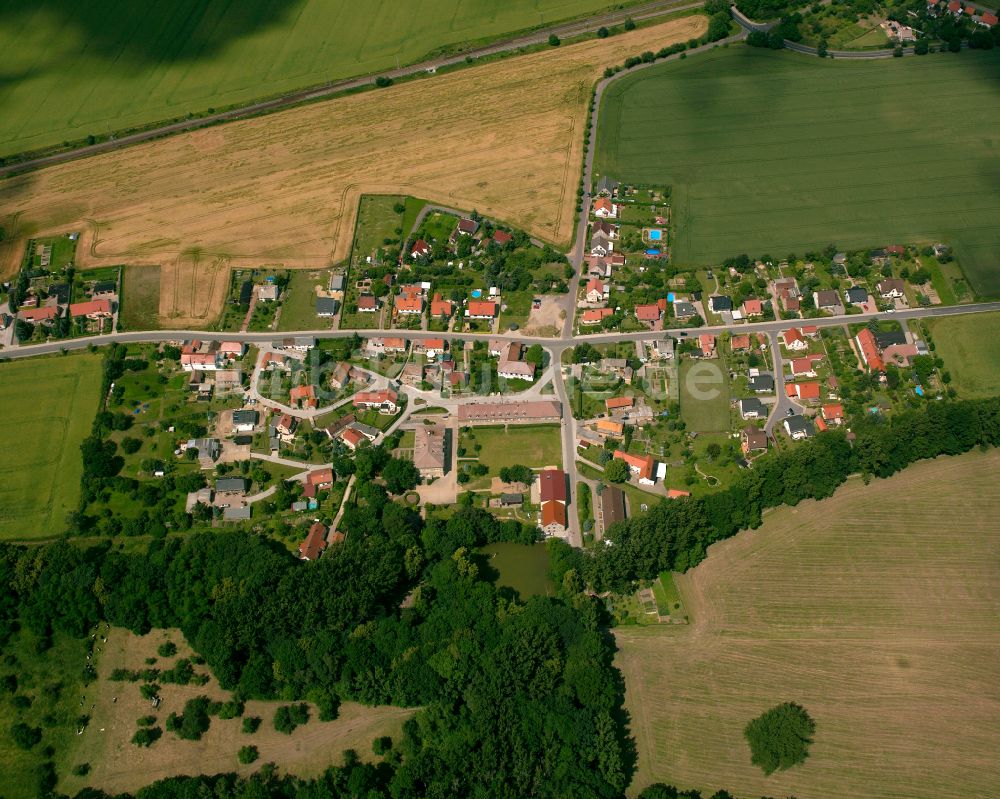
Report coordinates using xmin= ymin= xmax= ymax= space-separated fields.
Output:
xmin=648 ymin=229 xmax=663 ymax=241
xmin=667 ymin=292 xmax=675 ymax=302
xmin=646 ymin=249 xmax=660 ymax=256
xmin=471 ymin=289 xmax=482 ymax=298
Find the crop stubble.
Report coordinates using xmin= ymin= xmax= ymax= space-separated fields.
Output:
xmin=617 ymin=450 xmax=1000 ymax=799
xmin=0 ymin=17 xmax=706 ymax=327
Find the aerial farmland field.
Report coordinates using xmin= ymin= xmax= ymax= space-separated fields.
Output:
xmin=0 ymin=352 xmax=103 ymax=539
xmin=616 ymin=449 xmax=1000 ymax=799
xmin=0 ymin=0 xmax=642 ymax=158
xmin=595 ymin=47 xmax=1000 ymax=297
xmin=0 ymin=15 xmax=706 ymax=327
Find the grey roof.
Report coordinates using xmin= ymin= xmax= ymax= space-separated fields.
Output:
xmin=739 ymin=398 xmax=766 ymax=417
xmin=93 ymin=280 xmax=117 ymax=293
xmin=223 ymin=506 xmax=251 ymax=521
xmin=845 ymin=286 xmax=868 ymax=303
xmin=329 ymin=274 xmax=345 ymax=291
xmin=673 ymin=301 xmax=697 ymax=318
xmin=814 ymin=289 xmax=841 ymax=307
xmin=709 ymin=295 xmax=732 ymax=312
xmin=875 ymin=330 xmax=907 ymax=348
xmin=316 ymin=297 xmax=339 ymax=315
xmin=784 ymin=415 xmax=814 ymax=436
xmin=748 ymin=373 xmax=775 ymax=393
xmin=216 ymin=477 xmax=247 ymax=493
xmin=232 ymin=409 xmax=259 ymax=426
xmin=350 ymin=422 xmax=381 ymax=440
xmin=291 ymin=501 xmax=307 ymax=512
xmin=500 ymin=493 xmax=523 ymax=505
xmin=187 ymin=438 xmax=220 ymax=458
xmin=595 ymin=175 xmax=619 ymax=194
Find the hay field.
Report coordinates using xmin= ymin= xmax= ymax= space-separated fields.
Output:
xmin=0 ymin=0 xmax=634 ymax=157
xmin=616 ymin=449 xmax=1000 ymax=799
xmin=0 ymin=16 xmax=706 ymax=328
xmin=0 ymin=352 xmax=103 ymax=540
xmin=924 ymin=312 xmax=1000 ymax=399
xmin=61 ymin=627 xmax=415 ymax=796
xmin=595 ymin=47 xmax=1000 ymax=297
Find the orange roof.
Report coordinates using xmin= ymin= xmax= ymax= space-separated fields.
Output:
xmin=613 ymin=450 xmax=654 ymax=481
xmin=586 ymin=278 xmax=605 ymax=294
xmin=539 ymin=469 xmax=567 ymax=503
xmin=606 ymin=396 xmax=634 ymax=410
xmin=731 ymin=335 xmax=751 ymax=350
xmin=541 ymin=500 xmax=567 ymax=528
xmin=19 ymin=306 xmax=58 ymax=322
xmin=298 ymin=522 xmax=327 ymax=560
xmin=822 ymin=403 xmax=844 ymax=420
xmin=468 ymin=300 xmax=497 ymax=317
xmin=790 ymin=357 xmax=815 ymax=374
xmin=581 ymin=308 xmax=614 ymax=323
xmin=307 ymin=468 xmax=334 ymax=487
xmin=699 ymin=334 xmax=716 ymax=354
xmin=742 ymin=299 xmax=763 ymax=315
xmin=422 ymin=338 xmax=446 ymax=350
xmin=667 ymin=489 xmax=690 ymax=499
xmin=394 ymin=296 xmax=423 ymax=313
xmin=340 ymin=427 xmax=365 ymax=448
xmin=783 ymin=328 xmax=804 ymax=345
xmin=856 ymin=328 xmax=885 ymax=371
xmin=657 ymin=297 xmax=668 ymax=311
xmin=430 ymin=297 xmax=452 ymax=317
xmin=789 ymin=382 xmax=821 ymax=400
xmin=635 ymin=303 xmax=661 ymax=321
xmin=357 ymin=295 xmax=378 ymax=309
xmin=801 ymin=325 xmax=818 ymax=335
xmin=593 ymin=197 xmax=614 ymax=213
xmin=382 ymin=337 xmax=406 ymax=349
xmin=69 ymin=299 xmax=112 ymax=317
xmin=815 ymin=417 xmax=828 ymax=432
xmin=353 ymin=388 xmax=398 ymax=406
xmin=290 ymin=384 xmax=316 ymax=401
xmin=596 ymin=419 xmax=624 ymax=435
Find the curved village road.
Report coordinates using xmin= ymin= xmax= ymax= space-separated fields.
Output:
xmin=0 ymin=0 xmax=704 ymax=178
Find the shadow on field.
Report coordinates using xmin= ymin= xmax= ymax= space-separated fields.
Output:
xmin=0 ymin=0 xmax=308 ymax=64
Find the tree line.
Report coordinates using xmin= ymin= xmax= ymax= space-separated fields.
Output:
xmin=550 ymin=397 xmax=1000 ymax=592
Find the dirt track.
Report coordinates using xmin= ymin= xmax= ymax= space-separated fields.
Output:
xmin=0 ymin=17 xmax=705 ymax=327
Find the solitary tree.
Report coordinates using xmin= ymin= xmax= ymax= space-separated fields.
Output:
xmin=744 ymin=702 xmax=816 ymax=774
xmin=604 ymin=458 xmax=629 ymax=484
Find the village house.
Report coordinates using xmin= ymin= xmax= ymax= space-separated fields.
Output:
xmin=306 ymin=468 xmax=334 ymax=492
xmin=595 ymin=418 xmax=625 ymax=438
xmin=69 ymin=298 xmax=114 ymax=320
xmin=606 ymin=396 xmax=634 ymax=414
xmin=613 ymin=450 xmax=656 ymax=485
xmin=298 ymin=522 xmax=328 ymax=561
xmin=339 ymin=426 xmax=366 ymax=451
xmin=258 ymin=284 xmax=280 ymax=302
xmin=790 ymin=355 xmax=820 ymax=377
xmin=731 ymin=334 xmax=751 ymax=352
xmin=216 ymin=477 xmax=247 ymax=494
xmin=877 ymin=278 xmax=906 ymax=299
xmin=414 ymin=338 xmax=447 ymax=357
xmin=219 ymin=341 xmax=245 ymax=360
xmin=845 ymin=286 xmax=868 ymax=306
xmin=590 ymin=230 xmax=613 ymax=257
xmin=601 ymin=486 xmax=627 ymax=528
xmin=741 ymin=425 xmax=768 ymax=454
xmin=787 ymin=382 xmax=821 ymax=402
xmin=581 ymin=308 xmax=614 ymax=326
xmin=232 ymin=409 xmax=259 ymax=433
xmin=497 ymin=343 xmax=536 ymax=381
xmin=398 ymin=362 xmax=425 ymax=388
xmin=593 ymin=197 xmax=618 ymax=219
xmin=410 ymin=239 xmax=431 ymax=259
xmin=673 ymin=300 xmax=698 ymax=320
xmin=635 ymin=303 xmax=662 ymax=327
xmin=395 ymin=284 xmax=425 ymax=315
xmin=466 ymin=299 xmax=498 ymax=320
xmin=18 ymin=306 xmax=58 ymax=325
xmin=455 ymin=218 xmax=479 ymax=237
xmin=180 ymin=340 xmax=220 ymax=371
xmin=783 ymin=415 xmax=814 ymax=440
xmin=289 ymin=384 xmax=318 ymax=409
xmin=821 ymin=403 xmax=845 ymax=425
xmin=748 ymin=373 xmax=775 ymax=393
xmin=430 ymin=294 xmax=453 ymax=320
xmin=709 ymin=295 xmax=732 ymax=313
xmin=316 ymin=297 xmax=339 ymax=317
xmin=185 ymin=438 xmax=221 ymax=468
xmin=595 ymin=175 xmax=619 ymax=197
xmin=367 ymin=337 xmax=407 ymax=354
xmin=855 ymin=328 xmax=886 ymax=372
xmin=782 ymin=328 xmax=809 ymax=351
xmin=329 ymin=361 xmax=354 ymax=391
xmin=357 ymin=294 xmax=379 ymax=313
xmin=585 ymin=278 xmax=608 ymax=304
xmin=813 ymin=289 xmax=844 ymax=314
xmin=699 ymin=334 xmax=717 ymax=358
xmin=413 ymin=424 xmax=447 ymax=478
xmin=741 ymin=298 xmax=764 ymax=318
xmin=539 ymin=469 xmax=568 ymax=537
xmin=739 ymin=398 xmax=767 ymax=420
xmin=353 ymin=388 xmax=399 ymax=414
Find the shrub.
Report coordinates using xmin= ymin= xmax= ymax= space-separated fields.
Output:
xmin=131 ymin=726 xmax=162 ymax=747
xmin=72 ymin=763 xmax=91 ymax=777
xmin=10 ymin=722 xmax=42 ymax=750
xmin=597 ymin=26 xmax=609 ymax=38
xmin=242 ymin=716 xmax=262 ymax=734
xmin=375 ymin=76 xmax=393 ymax=88
xmin=744 ymin=702 xmax=815 ymax=774
xmin=136 ymin=715 xmax=157 ymax=727
xmin=238 ymin=745 xmax=259 ymax=765
xmin=273 ymin=703 xmax=309 ymax=735
xmin=218 ymin=700 xmax=245 ymax=720
xmin=548 ymin=33 xmax=561 ymax=46
xmin=157 ymin=641 xmax=178 ymax=658
xmin=624 ymin=17 xmax=636 ymax=30
xmin=372 ymin=736 xmax=392 ymax=756
xmin=140 ymin=683 xmax=160 ymax=700
xmin=171 ymin=696 xmax=212 ymax=740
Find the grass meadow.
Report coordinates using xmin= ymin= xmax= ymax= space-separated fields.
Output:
xmin=595 ymin=47 xmax=1000 ymax=297
xmin=0 ymin=0 xmax=631 ymax=157
xmin=119 ymin=265 xmax=162 ymax=331
xmin=924 ymin=311 xmax=1000 ymax=398
xmin=616 ymin=449 xmax=1000 ymax=799
xmin=0 ymin=352 xmax=103 ymax=539
xmin=679 ymin=358 xmax=731 ymax=432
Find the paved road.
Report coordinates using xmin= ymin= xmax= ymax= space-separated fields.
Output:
xmin=763 ymin=331 xmax=798 ymax=435
xmin=0 ymin=0 xmax=703 ymax=178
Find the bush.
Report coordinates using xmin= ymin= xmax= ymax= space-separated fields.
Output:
xmin=242 ymin=716 xmax=262 ymax=734
xmin=375 ymin=76 xmax=393 ymax=88
xmin=120 ymin=437 xmax=142 ymax=454
xmin=238 ymin=745 xmax=259 ymax=764
xmin=548 ymin=33 xmax=561 ymax=46
xmin=218 ymin=700 xmax=245 ymax=720
xmin=372 ymin=735 xmax=392 ymax=756
xmin=171 ymin=696 xmax=212 ymax=740
xmin=137 ymin=715 xmax=157 ymax=727
xmin=72 ymin=763 xmax=91 ymax=777
xmin=10 ymin=722 xmax=42 ymax=750
xmin=273 ymin=703 xmax=309 ymax=735
xmin=157 ymin=641 xmax=178 ymax=658
xmin=131 ymin=726 xmax=162 ymax=747
xmin=597 ymin=26 xmax=609 ymax=38
xmin=624 ymin=17 xmax=636 ymax=30
xmin=744 ymin=702 xmax=815 ymax=774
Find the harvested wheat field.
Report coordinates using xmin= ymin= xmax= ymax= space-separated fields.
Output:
xmin=61 ymin=627 xmax=415 ymax=796
xmin=0 ymin=17 xmax=705 ymax=327
xmin=617 ymin=449 xmax=1000 ymax=799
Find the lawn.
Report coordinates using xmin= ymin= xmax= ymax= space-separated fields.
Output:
xmin=616 ymin=449 xmax=1000 ymax=799
xmin=679 ymin=358 xmax=731 ymax=433
xmin=924 ymin=312 xmax=1000 ymax=399
xmin=0 ymin=352 xmax=103 ymax=539
xmin=0 ymin=0 xmax=648 ymax=157
xmin=595 ymin=47 xmax=1000 ymax=298
xmin=277 ymin=269 xmax=331 ymax=331
xmin=119 ymin=265 xmax=162 ymax=331
xmin=462 ymin=424 xmax=562 ymax=473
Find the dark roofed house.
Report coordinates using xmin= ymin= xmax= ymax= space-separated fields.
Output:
xmin=875 ymin=330 xmax=907 ymax=349
xmin=673 ymin=301 xmax=697 ymax=319
xmin=216 ymin=477 xmax=247 ymax=493
xmin=741 ymin=425 xmax=768 ymax=453
xmin=223 ymin=506 xmax=251 ymax=521
xmin=93 ymin=280 xmax=117 ymax=297
xmin=49 ymin=283 xmax=70 ymax=303
xmin=709 ymin=295 xmax=732 ymax=313
xmin=298 ymin=522 xmax=328 ymax=561
xmin=601 ymin=485 xmax=627 ymax=528
xmin=845 ymin=286 xmax=868 ymax=305
xmin=595 ymin=175 xmax=619 ymax=197
xmin=316 ymin=297 xmax=339 ymax=317
xmin=457 ymin=218 xmax=480 ymax=236
xmin=748 ymin=373 xmax=775 ymax=393
xmin=738 ymin=398 xmax=767 ymax=419
xmin=783 ymin=415 xmax=814 ymax=440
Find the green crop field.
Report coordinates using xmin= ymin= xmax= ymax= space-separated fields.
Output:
xmin=595 ymin=47 xmax=1000 ymax=297
xmin=0 ymin=352 xmax=103 ymax=539
xmin=616 ymin=450 xmax=1000 ymax=799
xmin=0 ymin=0 xmax=631 ymax=157
xmin=679 ymin=358 xmax=731 ymax=432
xmin=924 ymin=311 xmax=1000 ymax=399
